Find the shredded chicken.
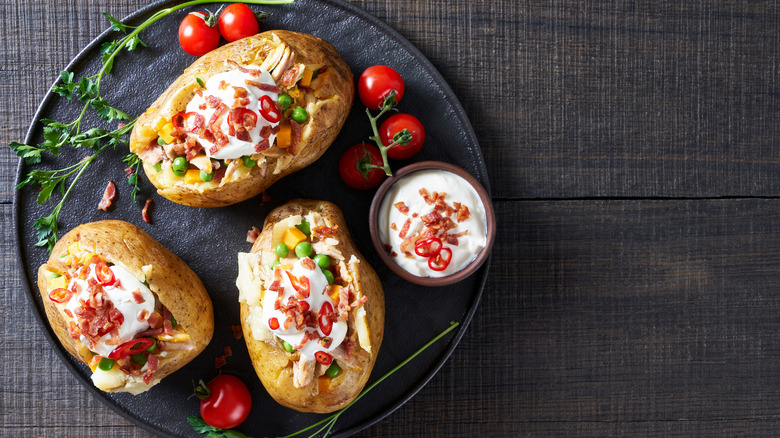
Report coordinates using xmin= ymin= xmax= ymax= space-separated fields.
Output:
xmin=292 ymin=356 xmax=315 ymax=388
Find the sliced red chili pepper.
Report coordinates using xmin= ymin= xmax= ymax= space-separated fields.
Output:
xmin=48 ymin=287 xmax=72 ymax=303
xmin=414 ymin=237 xmax=443 ymax=257
xmin=315 ymin=351 xmax=333 ymax=365
xmin=428 ymin=247 xmax=453 ymax=271
xmin=258 ymin=95 xmax=281 ymax=123
xmin=268 ymin=317 xmax=280 ymax=330
xmin=107 ymin=338 xmax=156 ymax=360
xmin=172 ymin=111 xmax=205 ymax=132
xmin=227 ymin=107 xmax=258 ymax=130
xmin=318 ymin=302 xmax=334 ymax=336
xmin=94 ymin=261 xmax=116 ymax=286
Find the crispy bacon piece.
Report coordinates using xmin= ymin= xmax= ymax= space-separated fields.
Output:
xmin=97 ymin=180 xmax=116 ymax=211
xmin=137 ymin=309 xmax=150 ymax=322
xmin=289 ymin=120 xmax=303 ymax=155
xmin=246 ymin=226 xmax=261 ymax=243
xmin=228 ymin=60 xmax=261 ymax=76
xmin=245 ymin=79 xmax=282 ymax=94
xmin=131 ymin=289 xmax=145 ymax=304
xmin=162 ymin=307 xmax=173 ymax=335
xmin=142 ymin=370 xmax=154 ymax=384
xmin=312 ymin=226 xmax=337 ymax=239
xmin=142 ymin=199 xmax=152 ymax=223
xmin=394 ymin=202 xmax=409 ymax=214
xmin=300 ymin=258 xmax=316 ymax=270
xmin=254 ymin=138 xmax=270 ymax=152
xmin=206 ymin=95 xmax=222 ymax=108
xmin=398 ymin=218 xmax=412 ymax=239
xmin=147 ymin=354 xmax=158 ymax=372
xmin=261 ymin=190 xmax=271 ymax=205
xmin=231 ymin=325 xmax=243 ymax=340
xmin=233 ymin=86 xmax=248 ymax=99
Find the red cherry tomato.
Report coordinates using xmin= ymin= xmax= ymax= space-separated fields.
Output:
xmin=338 ymin=143 xmax=386 ymax=190
xmin=379 ymin=113 xmax=426 ymax=160
xmin=218 ymin=3 xmax=260 ymax=42
xmin=178 ymin=12 xmax=221 ymax=57
xmin=358 ymin=65 xmax=405 ymax=110
xmin=199 ymin=375 xmax=252 ymax=430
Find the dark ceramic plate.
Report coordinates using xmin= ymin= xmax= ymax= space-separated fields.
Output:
xmin=14 ymin=0 xmax=491 ymax=436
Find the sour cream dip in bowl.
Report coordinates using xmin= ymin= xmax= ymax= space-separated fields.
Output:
xmin=369 ymin=161 xmax=496 ymax=286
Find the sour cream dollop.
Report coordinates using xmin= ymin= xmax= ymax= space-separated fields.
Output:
xmin=261 ymin=258 xmax=347 ymax=361
xmin=378 ymin=169 xmax=487 ymax=278
xmin=185 ymin=67 xmax=280 ymax=160
xmin=65 ymin=264 xmax=155 ymax=357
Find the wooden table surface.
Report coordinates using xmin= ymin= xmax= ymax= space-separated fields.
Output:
xmin=3 ymin=0 xmax=780 ymax=436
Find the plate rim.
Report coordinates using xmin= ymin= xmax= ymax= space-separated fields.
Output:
xmin=13 ymin=0 xmax=492 ymax=436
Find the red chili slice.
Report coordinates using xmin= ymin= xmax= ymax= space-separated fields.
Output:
xmin=227 ymin=107 xmax=258 ymax=130
xmin=268 ymin=317 xmax=280 ymax=330
xmin=48 ymin=287 xmax=72 ymax=303
xmin=414 ymin=237 xmax=443 ymax=257
xmin=428 ymin=247 xmax=453 ymax=271
xmin=107 ymin=338 xmax=155 ymax=360
xmin=315 ymin=351 xmax=333 ymax=365
xmin=172 ymin=111 xmax=205 ymax=132
xmin=258 ymin=95 xmax=281 ymax=123
xmin=318 ymin=302 xmax=334 ymax=336
xmin=94 ymin=261 xmax=116 ymax=286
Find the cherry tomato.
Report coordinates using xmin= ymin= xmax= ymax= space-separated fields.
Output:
xmin=358 ymin=65 xmax=405 ymax=110
xmin=218 ymin=3 xmax=260 ymax=42
xmin=339 ymin=143 xmax=386 ymax=190
xmin=199 ymin=375 xmax=252 ymax=430
xmin=379 ymin=113 xmax=425 ymax=160
xmin=178 ymin=12 xmax=220 ymax=57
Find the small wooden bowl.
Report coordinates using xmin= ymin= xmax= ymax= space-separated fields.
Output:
xmin=368 ymin=161 xmax=496 ymax=286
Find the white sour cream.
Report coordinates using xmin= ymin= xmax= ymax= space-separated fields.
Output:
xmin=378 ymin=169 xmax=487 ymax=278
xmin=185 ymin=67 xmax=279 ymax=160
xmin=65 ymin=264 xmax=156 ymax=357
xmin=261 ymin=258 xmax=347 ymax=361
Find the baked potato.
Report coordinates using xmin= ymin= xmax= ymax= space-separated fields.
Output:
xmin=237 ymin=200 xmax=384 ymax=413
xmin=37 ymin=220 xmax=213 ymax=394
xmin=129 ymin=30 xmax=354 ymax=207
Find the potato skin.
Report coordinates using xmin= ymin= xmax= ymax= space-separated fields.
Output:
xmin=37 ymin=220 xmax=213 ymax=393
xmin=130 ymin=30 xmax=354 ymax=207
xmin=241 ymin=200 xmax=385 ymax=412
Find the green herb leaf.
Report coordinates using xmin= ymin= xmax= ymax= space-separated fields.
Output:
xmin=188 ymin=416 xmax=216 ymax=434
xmin=10 ymin=142 xmax=43 ymax=165
xmin=196 ymin=77 xmax=206 ymax=88
xmin=255 ymin=11 xmax=272 ymax=21
xmin=90 ymin=98 xmax=130 ymax=122
xmin=222 ymin=430 xmax=252 ymax=438
xmin=103 ymin=13 xmax=128 ymax=33
xmin=125 ymin=35 xmax=147 ymax=51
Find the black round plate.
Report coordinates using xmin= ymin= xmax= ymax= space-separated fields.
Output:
xmin=14 ymin=1 xmax=491 ymax=436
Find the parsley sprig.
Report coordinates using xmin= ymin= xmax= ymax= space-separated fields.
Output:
xmin=188 ymin=321 xmax=460 ymax=438
xmin=11 ymin=0 xmax=294 ymax=252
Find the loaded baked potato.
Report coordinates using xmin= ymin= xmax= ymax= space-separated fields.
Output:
xmin=37 ymin=220 xmax=213 ymax=394
xmin=237 ymin=200 xmax=384 ymax=413
xmin=129 ymin=30 xmax=354 ymax=207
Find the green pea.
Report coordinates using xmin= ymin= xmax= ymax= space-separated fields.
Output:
xmin=172 ymin=157 xmax=188 ymax=176
xmin=270 ymin=260 xmax=281 ymax=269
xmin=295 ymin=220 xmax=311 ymax=236
xmin=242 ymin=156 xmax=257 ymax=168
xmin=282 ymin=341 xmax=294 ymax=353
xmin=153 ymin=162 xmax=163 ymax=173
xmin=322 ymin=269 xmax=334 ymax=285
xmin=291 ymin=107 xmax=308 ymax=123
xmin=200 ymin=170 xmax=214 ymax=182
xmin=325 ymin=363 xmax=341 ymax=378
xmin=295 ymin=241 xmax=313 ymax=258
xmin=157 ymin=137 xmax=168 ymax=146
xmin=277 ymin=94 xmax=293 ymax=111
xmin=313 ymin=254 xmax=330 ymax=269
xmin=98 ymin=357 xmax=115 ymax=371
xmin=131 ymin=354 xmax=147 ymax=365
xmin=274 ymin=243 xmax=290 ymax=258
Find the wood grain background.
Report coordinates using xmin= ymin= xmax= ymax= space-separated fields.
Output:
xmin=4 ymin=0 xmax=780 ymax=436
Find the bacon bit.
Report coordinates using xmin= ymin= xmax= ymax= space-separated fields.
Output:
xmin=320 ymin=337 xmax=333 ymax=349
xmin=312 ymin=226 xmax=337 ymax=239
xmin=350 ymin=295 xmax=368 ymax=308
xmin=147 ymin=311 xmax=163 ymax=329
xmin=136 ymin=327 xmax=163 ymax=338
xmin=456 ymin=204 xmax=471 ymax=222
xmin=63 ymin=309 xmax=73 ymax=318
xmin=233 ymin=86 xmax=248 ymax=99
xmin=68 ymin=321 xmax=81 ymax=340
xmin=224 ymin=346 xmax=233 ymax=357
xmin=209 ymin=103 xmax=228 ymax=127
xmin=218 ymin=80 xmax=229 ymax=90
xmin=289 ymin=120 xmax=303 ymax=155
xmin=390 ymin=223 xmax=398 ymax=231
xmin=206 ymin=95 xmax=222 ymax=108
xmin=246 ymin=226 xmax=261 ymax=243
xmin=394 ymin=202 xmax=409 ymax=214
xmin=231 ymin=325 xmax=243 ymax=339
xmin=254 ymin=138 xmax=270 ymax=152
xmin=245 ymin=79 xmax=283 ymax=94
xmin=412 ymin=213 xmax=419 ymax=218
xmin=280 ymin=66 xmax=301 ymax=88
xmin=124 ymin=167 xmax=135 ymax=176
xmin=344 ymin=339 xmax=356 ymax=358
xmin=294 ymin=330 xmax=320 ymax=350
xmin=261 ymin=190 xmax=271 ymax=205
xmin=300 ymin=257 xmax=316 ymax=270
xmin=162 ymin=307 xmax=173 ymax=335
xmin=131 ymin=289 xmax=145 ymax=304
xmin=137 ymin=309 xmax=150 ymax=322
xmin=398 ymin=218 xmax=412 ymax=239
xmin=383 ymin=244 xmax=393 ymax=253
xmin=147 ymin=354 xmax=158 ymax=372
xmin=142 ymin=370 xmax=154 ymax=384
xmin=97 ymin=180 xmax=116 ymax=211
xmin=228 ymin=60 xmax=261 ymax=76
xmin=89 ymin=355 xmax=103 ymax=369
xmin=199 ymin=103 xmax=207 ymax=110
xmin=391 ymin=250 xmax=398 ymax=257
xmin=142 ymin=199 xmax=152 ymax=223
xmin=195 ymin=88 xmax=203 ymax=97
xmin=259 ymin=125 xmax=272 ymax=139
xmin=214 ymin=356 xmax=228 ymax=369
